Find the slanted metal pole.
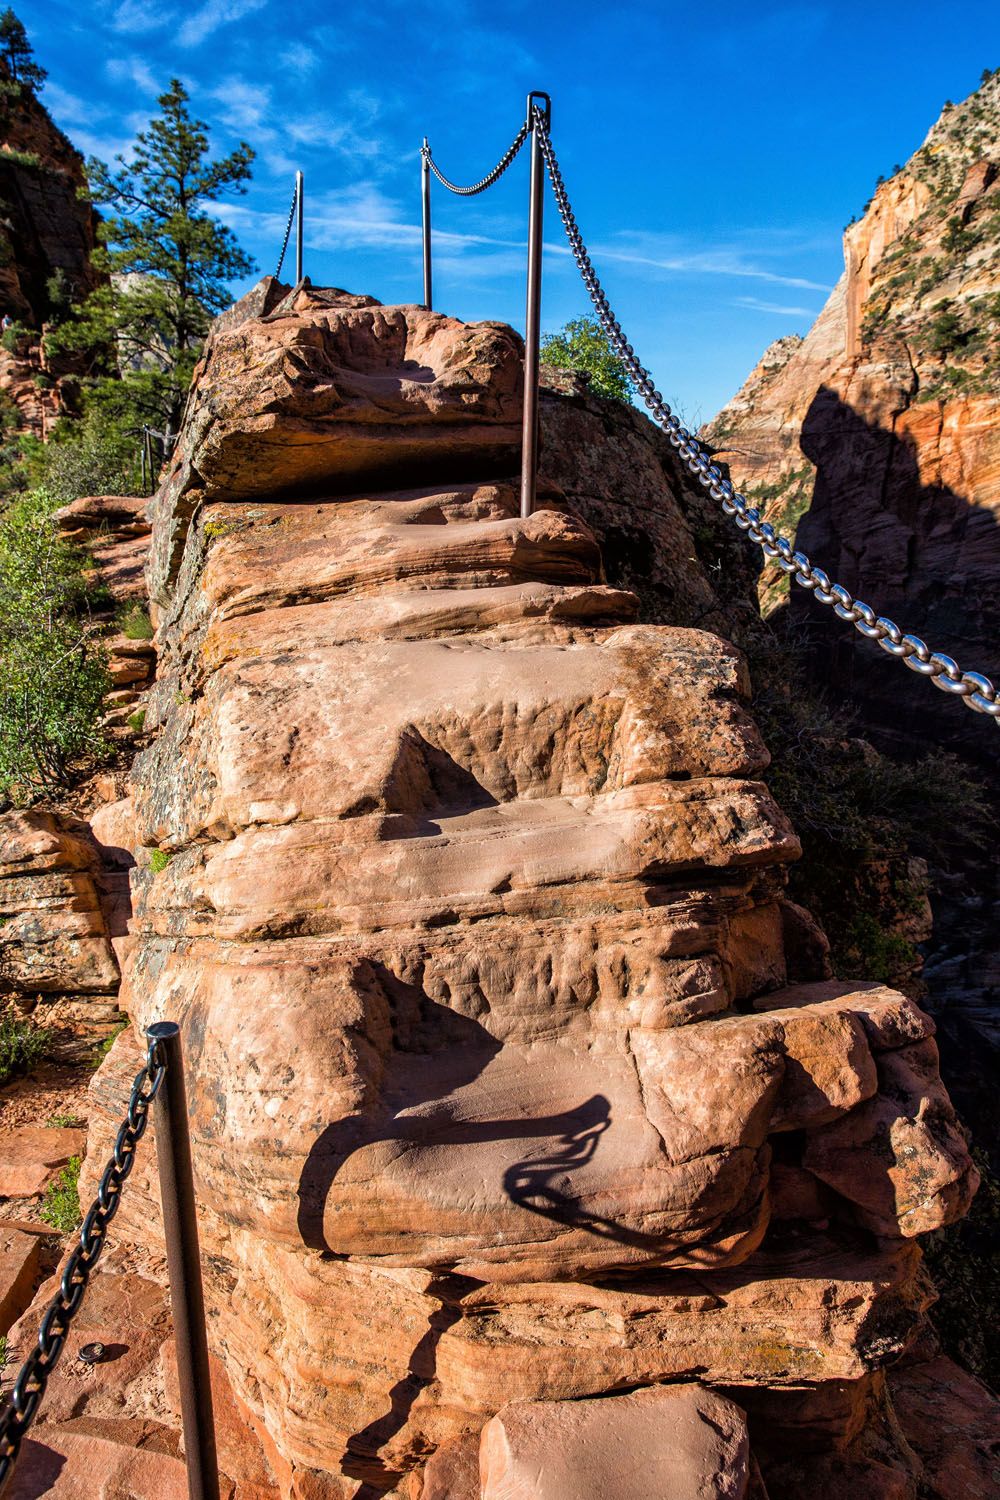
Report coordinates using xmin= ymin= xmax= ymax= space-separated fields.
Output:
xmin=421 ymin=140 xmax=433 ymax=310
xmin=520 ymin=92 xmax=550 ymax=520
xmin=295 ymin=170 xmax=304 ymax=283
xmin=147 ymin=1022 xmax=219 ymax=1500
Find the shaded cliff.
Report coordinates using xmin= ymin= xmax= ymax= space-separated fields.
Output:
xmin=703 ymin=68 xmax=1000 ymax=760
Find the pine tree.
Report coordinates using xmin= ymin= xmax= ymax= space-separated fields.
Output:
xmin=0 ymin=8 xmax=47 ymax=94
xmin=54 ymin=79 xmax=256 ymax=429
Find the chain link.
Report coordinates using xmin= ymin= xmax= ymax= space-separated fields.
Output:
xmin=274 ymin=183 xmax=298 ymax=280
xmin=0 ymin=1036 xmax=167 ymax=1488
xmin=421 ymin=122 xmax=529 ymax=197
xmin=531 ymin=106 xmax=999 ymax=724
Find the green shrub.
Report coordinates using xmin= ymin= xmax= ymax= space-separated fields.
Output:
xmin=40 ymin=1155 xmax=82 ymax=1233
xmin=149 ymin=848 xmax=172 ymax=873
xmin=30 ymin=406 xmax=141 ymax=507
xmin=92 ymin=1017 xmax=128 ymax=1065
xmin=541 ymin=316 xmax=634 ymax=402
xmin=928 ymin=306 xmax=966 ymax=357
xmin=0 ymin=487 xmax=110 ymax=797
xmin=47 ymin=1112 xmax=84 ymax=1128
xmin=924 ymin=1149 xmax=1000 ymax=1388
xmin=127 ymin=708 xmax=147 ymax=734
xmin=117 ymin=604 xmax=153 ymax=640
xmin=1 ymin=319 xmax=26 ymax=354
xmin=0 ymin=1005 xmax=48 ymax=1085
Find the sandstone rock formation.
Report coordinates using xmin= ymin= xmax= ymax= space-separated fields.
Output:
xmin=0 ymin=810 xmax=122 ymax=1050
xmin=46 ymin=282 xmax=990 ymax=1499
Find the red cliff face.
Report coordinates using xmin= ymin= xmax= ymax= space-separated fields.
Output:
xmin=702 ymin=71 xmax=1000 ymax=759
xmin=0 ymin=66 xmax=102 ymax=435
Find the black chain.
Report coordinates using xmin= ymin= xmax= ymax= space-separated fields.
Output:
xmin=274 ymin=184 xmax=298 ymax=280
xmin=0 ymin=1036 xmax=167 ymax=1488
xmin=532 ymin=107 xmax=1000 ymax=723
xmin=421 ymin=122 xmax=529 ymax=196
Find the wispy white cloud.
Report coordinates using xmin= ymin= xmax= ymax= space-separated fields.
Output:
xmin=211 ymin=76 xmax=272 ymax=132
xmin=178 ymin=0 xmax=267 ymax=48
xmin=106 ymin=55 xmax=160 ymax=94
xmin=734 ymin=295 xmax=818 ymax=316
xmin=594 ymin=240 xmax=831 ymax=292
xmin=279 ymin=41 xmax=320 ymax=74
xmin=43 ymin=82 xmax=94 ymax=130
xmin=111 ymin=0 xmax=174 ymax=33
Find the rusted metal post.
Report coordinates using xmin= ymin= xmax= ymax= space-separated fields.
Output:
xmin=421 ymin=139 xmax=433 ymax=309
xmin=295 ymin=170 xmax=304 ymax=283
xmin=520 ymin=91 xmax=550 ymax=520
xmin=146 ymin=1022 xmax=219 ymax=1500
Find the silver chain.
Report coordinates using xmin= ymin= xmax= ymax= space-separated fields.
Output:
xmin=532 ymin=107 xmax=999 ymax=724
xmin=0 ymin=1037 xmax=167 ymax=1487
xmin=422 ymin=122 xmax=529 ymax=196
xmin=274 ymin=183 xmax=298 ymax=280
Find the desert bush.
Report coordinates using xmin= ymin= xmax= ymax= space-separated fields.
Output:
xmin=0 ymin=486 xmax=110 ymax=796
xmin=924 ymin=1148 xmax=1000 ymax=1389
xmin=40 ymin=1154 xmax=81 ymax=1233
xmin=31 ymin=406 xmax=141 ymax=506
xmin=117 ymin=603 xmax=153 ymax=640
xmin=0 ymin=1005 xmax=48 ymax=1084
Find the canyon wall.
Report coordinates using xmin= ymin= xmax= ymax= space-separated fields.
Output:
xmin=702 ymin=69 xmax=1000 ymax=761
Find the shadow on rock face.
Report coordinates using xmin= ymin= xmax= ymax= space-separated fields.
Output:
xmin=791 ymin=384 xmax=1000 ymax=766
xmin=295 ymin=979 xmax=634 ymax=1253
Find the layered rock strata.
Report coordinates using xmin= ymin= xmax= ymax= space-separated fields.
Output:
xmin=0 ymin=810 xmax=122 ymax=1049
xmin=71 ymin=284 xmax=984 ymax=1498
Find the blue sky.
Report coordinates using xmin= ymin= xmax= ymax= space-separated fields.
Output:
xmin=20 ymin=0 xmax=999 ymax=424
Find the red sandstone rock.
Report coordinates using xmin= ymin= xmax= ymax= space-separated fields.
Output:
xmin=0 ymin=1224 xmax=40 ymax=1331
xmin=890 ymin=1355 xmax=1000 ymax=1498
xmin=0 ymin=1124 xmax=86 ymax=1196
xmin=479 ymin=1385 xmax=750 ymax=1499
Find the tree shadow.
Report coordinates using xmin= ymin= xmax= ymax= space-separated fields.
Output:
xmin=785 ymin=384 xmax=1000 ymax=765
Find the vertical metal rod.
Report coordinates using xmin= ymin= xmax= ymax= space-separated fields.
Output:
xmin=147 ymin=1022 xmax=219 ymax=1500
xmin=295 ymin=170 xmax=304 ymax=283
xmin=520 ymin=93 xmax=549 ymax=520
xmin=421 ymin=140 xmax=433 ymax=310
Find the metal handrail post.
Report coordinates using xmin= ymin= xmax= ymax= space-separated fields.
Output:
xmin=146 ymin=1022 xmax=219 ymax=1500
xmin=295 ymin=170 xmax=304 ymax=283
xmin=520 ymin=91 xmax=550 ymax=520
xmin=421 ymin=139 xmax=433 ymax=309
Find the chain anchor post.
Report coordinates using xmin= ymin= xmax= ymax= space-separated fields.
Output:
xmin=520 ymin=91 xmax=550 ymax=520
xmin=421 ymin=139 xmax=433 ymax=310
xmin=295 ymin=170 xmax=304 ymax=284
xmin=146 ymin=1022 xmax=219 ymax=1500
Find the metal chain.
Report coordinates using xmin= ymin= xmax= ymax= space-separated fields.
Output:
xmin=274 ymin=183 xmax=298 ymax=280
xmin=531 ymin=106 xmax=1000 ymax=723
xmin=0 ymin=1036 xmax=167 ymax=1488
xmin=422 ymin=122 xmax=529 ymax=196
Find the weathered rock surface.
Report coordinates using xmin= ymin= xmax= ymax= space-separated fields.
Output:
xmin=479 ymin=1385 xmax=750 ymax=1499
xmin=74 ymin=283 xmax=987 ymax=1497
xmin=0 ymin=811 xmax=121 ymax=1048
xmin=55 ymin=494 xmax=152 ymax=604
